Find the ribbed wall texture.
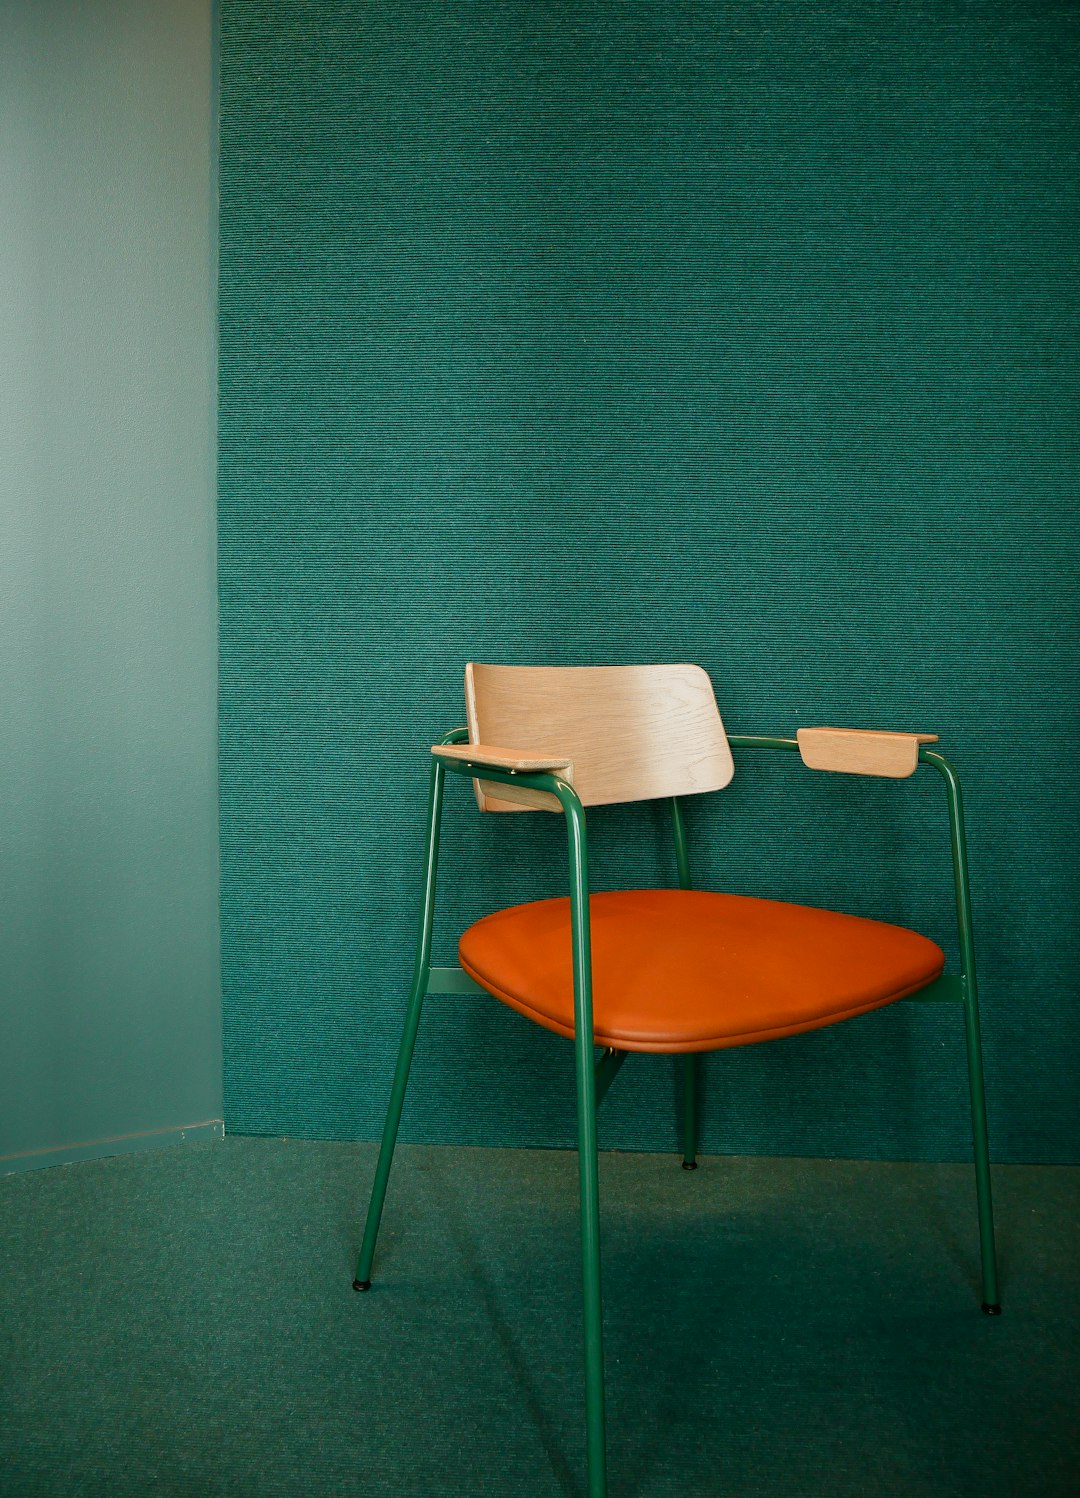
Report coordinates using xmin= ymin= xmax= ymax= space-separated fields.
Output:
xmin=218 ymin=1 xmax=1078 ymax=1161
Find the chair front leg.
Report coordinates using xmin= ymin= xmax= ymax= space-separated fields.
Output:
xmin=353 ymin=755 xmax=447 ymax=1291
xmin=962 ymin=989 xmax=1000 ymax=1313
xmin=670 ymin=799 xmax=700 ymax=1171
xmin=576 ymin=1026 xmax=607 ymax=1498
xmin=561 ymin=786 xmax=608 ymax=1498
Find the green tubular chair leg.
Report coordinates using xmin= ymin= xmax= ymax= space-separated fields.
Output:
xmin=681 ymin=1054 xmax=700 ymax=1171
xmin=671 ymin=797 xmax=700 ymax=1170
xmin=562 ymin=787 xmax=608 ymax=1498
xmin=353 ymin=752 xmax=449 ymax=1291
xmin=923 ymin=747 xmax=1001 ymax=1313
xmin=963 ymin=995 xmax=1000 ymax=1313
xmin=577 ymin=1085 xmax=606 ymax=1498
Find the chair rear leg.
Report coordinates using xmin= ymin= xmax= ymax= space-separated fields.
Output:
xmin=680 ymin=1053 xmax=699 ymax=1170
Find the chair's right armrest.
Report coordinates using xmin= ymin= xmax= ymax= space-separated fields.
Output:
xmin=796 ymin=726 xmax=938 ymax=779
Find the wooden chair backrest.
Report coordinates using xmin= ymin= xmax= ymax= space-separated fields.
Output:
xmin=465 ymin=663 xmax=735 ymax=812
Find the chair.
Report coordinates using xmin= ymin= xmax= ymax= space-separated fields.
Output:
xmin=353 ymin=663 xmax=999 ymax=1498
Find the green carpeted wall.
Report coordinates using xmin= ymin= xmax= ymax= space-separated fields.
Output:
xmin=218 ymin=1 xmax=1078 ymax=1162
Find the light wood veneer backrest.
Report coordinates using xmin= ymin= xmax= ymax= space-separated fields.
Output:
xmin=465 ymin=663 xmax=735 ymax=812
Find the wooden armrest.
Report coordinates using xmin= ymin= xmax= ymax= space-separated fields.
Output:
xmin=796 ymin=727 xmax=938 ymax=779
xmin=431 ymin=742 xmax=574 ymax=775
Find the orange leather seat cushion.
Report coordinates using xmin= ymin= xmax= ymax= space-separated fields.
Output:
xmin=459 ymin=889 xmax=944 ymax=1053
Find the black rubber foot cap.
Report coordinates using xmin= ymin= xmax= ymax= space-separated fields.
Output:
xmin=681 ymin=1160 xmax=698 ymax=1171
xmin=352 ymin=1279 xmax=372 ymax=1293
xmin=981 ymin=1302 xmax=1002 ymax=1316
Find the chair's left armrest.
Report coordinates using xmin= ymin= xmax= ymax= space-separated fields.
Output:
xmin=431 ymin=741 xmax=576 ymax=814
xmin=797 ymin=726 xmax=939 ymax=779
xmin=430 ymin=742 xmax=574 ymax=775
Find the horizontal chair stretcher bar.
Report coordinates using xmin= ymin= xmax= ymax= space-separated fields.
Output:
xmin=426 ymin=966 xmax=489 ymax=995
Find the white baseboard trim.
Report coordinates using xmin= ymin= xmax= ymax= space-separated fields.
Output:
xmin=1 ymin=1119 xmax=225 ymax=1175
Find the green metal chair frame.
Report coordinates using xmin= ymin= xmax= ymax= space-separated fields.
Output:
xmin=353 ymin=727 xmax=999 ymax=1498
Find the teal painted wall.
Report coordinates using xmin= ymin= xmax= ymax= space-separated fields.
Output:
xmin=218 ymin=1 xmax=1078 ymax=1162
xmin=1 ymin=0 xmax=222 ymax=1167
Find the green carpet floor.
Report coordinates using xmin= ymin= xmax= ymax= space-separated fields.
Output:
xmin=1 ymin=1139 xmax=1077 ymax=1496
